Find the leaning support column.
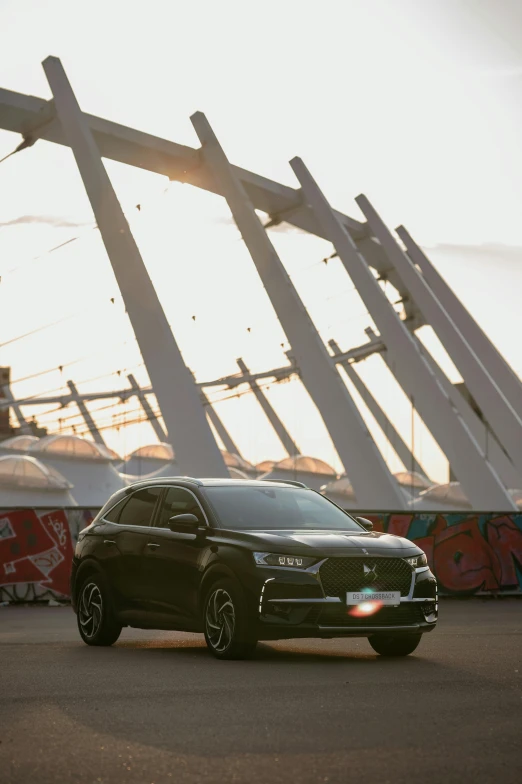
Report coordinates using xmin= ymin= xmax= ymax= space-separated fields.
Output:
xmin=199 ymin=387 xmax=243 ymax=458
xmin=191 ymin=112 xmax=405 ymax=509
xmin=291 ymin=157 xmax=515 ymax=510
xmin=237 ymin=358 xmax=300 ymax=457
xmin=411 ymin=337 xmax=522 ymax=490
xmin=358 ymin=195 xmax=522 ymax=478
xmin=328 ymin=339 xmax=429 ymax=479
xmin=43 ymin=57 xmax=227 ymax=477
xmin=126 ymin=374 xmax=167 ymax=443
xmin=397 ymin=225 xmax=522 ymax=423
xmin=366 ymin=328 xmax=521 ymax=491
xmin=66 ymin=380 xmax=106 ymax=445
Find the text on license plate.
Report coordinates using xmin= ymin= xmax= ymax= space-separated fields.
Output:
xmin=346 ymin=591 xmax=400 ymax=605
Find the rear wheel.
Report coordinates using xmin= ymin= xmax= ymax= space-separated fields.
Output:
xmin=77 ymin=573 xmax=122 ymax=646
xmin=204 ymin=578 xmax=258 ymax=660
xmin=368 ymin=633 xmax=422 ymax=657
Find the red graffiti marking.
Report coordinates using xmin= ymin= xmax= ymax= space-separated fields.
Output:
xmin=370 ymin=512 xmax=522 ymax=594
xmin=486 ymin=516 xmax=522 ymax=588
xmin=387 ymin=514 xmax=414 ymax=539
xmin=0 ymin=509 xmax=74 ymax=597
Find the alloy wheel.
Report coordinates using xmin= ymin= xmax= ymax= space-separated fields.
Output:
xmin=78 ymin=582 xmax=103 ymax=640
xmin=206 ymin=588 xmax=236 ymax=653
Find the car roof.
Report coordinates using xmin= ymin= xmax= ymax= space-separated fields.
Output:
xmin=124 ymin=477 xmax=308 ymax=490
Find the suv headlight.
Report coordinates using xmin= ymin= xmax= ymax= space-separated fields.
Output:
xmin=405 ymin=554 xmax=428 ymax=568
xmin=253 ymin=552 xmax=318 ymax=569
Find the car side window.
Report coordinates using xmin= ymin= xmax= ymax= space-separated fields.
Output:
xmin=157 ymin=487 xmax=204 ymax=528
xmin=104 ymin=497 xmax=129 ymax=523
xmin=117 ymin=487 xmax=162 ymax=527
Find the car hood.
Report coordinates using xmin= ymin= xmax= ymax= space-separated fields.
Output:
xmin=214 ymin=528 xmax=420 ymax=557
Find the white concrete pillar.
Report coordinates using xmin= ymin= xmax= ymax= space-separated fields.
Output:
xmin=42 ymin=57 xmax=227 ymax=477
xmin=328 ymin=339 xmax=429 ymax=479
xmin=291 ymin=157 xmax=515 ymax=510
xmin=358 ymin=195 xmax=522 ymax=478
xmin=66 ymin=380 xmax=106 ymax=445
xmin=191 ymin=112 xmax=405 ymax=509
xmin=411 ymin=337 xmax=522 ymax=490
xmin=365 ymin=328 xmax=520 ymax=490
xmin=366 ymin=324 xmax=522 ymax=491
xmin=237 ymin=358 xmax=300 ymax=457
xmin=397 ymin=225 xmax=522 ymax=423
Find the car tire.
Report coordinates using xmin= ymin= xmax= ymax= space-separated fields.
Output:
xmin=203 ymin=577 xmax=258 ymax=660
xmin=77 ymin=573 xmax=122 ymax=647
xmin=368 ymin=633 xmax=422 ymax=657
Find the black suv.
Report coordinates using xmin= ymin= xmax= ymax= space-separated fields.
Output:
xmin=71 ymin=478 xmax=438 ymax=659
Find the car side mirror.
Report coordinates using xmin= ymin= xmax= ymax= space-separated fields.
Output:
xmin=356 ymin=517 xmax=373 ymax=531
xmin=168 ymin=513 xmax=200 ymax=529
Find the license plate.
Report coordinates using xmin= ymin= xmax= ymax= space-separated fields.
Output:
xmin=346 ymin=591 xmax=400 ymax=605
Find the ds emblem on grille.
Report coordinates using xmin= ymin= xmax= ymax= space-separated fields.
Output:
xmin=363 ymin=563 xmax=378 ymax=583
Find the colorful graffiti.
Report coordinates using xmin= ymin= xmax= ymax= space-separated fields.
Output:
xmin=0 ymin=508 xmax=521 ymax=600
xmin=367 ymin=512 xmax=522 ymax=595
xmin=0 ymin=508 xmax=96 ymax=602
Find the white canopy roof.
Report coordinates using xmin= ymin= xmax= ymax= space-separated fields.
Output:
xmin=128 ymin=443 xmax=175 ymax=461
xmin=272 ymin=456 xmax=336 ymax=475
xmin=0 ymin=435 xmax=40 ymax=451
xmin=221 ymin=452 xmax=256 ymax=473
xmin=0 ymin=454 xmax=72 ymax=490
xmin=412 ymin=482 xmax=472 ymax=510
xmin=29 ymin=434 xmax=110 ymax=462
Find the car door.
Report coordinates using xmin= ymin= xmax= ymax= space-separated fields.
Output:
xmin=141 ymin=485 xmax=209 ymax=625
xmin=98 ymin=486 xmax=163 ymax=610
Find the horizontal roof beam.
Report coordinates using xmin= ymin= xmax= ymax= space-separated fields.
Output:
xmin=0 ymin=362 xmax=298 ymax=410
xmin=0 ymin=87 xmax=415 ymax=305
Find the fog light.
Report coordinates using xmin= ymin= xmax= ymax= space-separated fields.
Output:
xmin=422 ymin=601 xmax=438 ymax=623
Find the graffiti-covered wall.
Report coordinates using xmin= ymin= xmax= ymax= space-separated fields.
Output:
xmin=0 ymin=508 xmax=521 ymax=602
xmin=0 ymin=508 xmax=97 ymax=603
xmin=365 ymin=512 xmax=522 ymax=595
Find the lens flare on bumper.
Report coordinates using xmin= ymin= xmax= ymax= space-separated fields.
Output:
xmin=348 ymin=600 xmax=383 ymax=617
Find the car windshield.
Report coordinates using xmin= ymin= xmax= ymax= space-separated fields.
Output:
xmin=202 ymin=485 xmax=364 ymax=531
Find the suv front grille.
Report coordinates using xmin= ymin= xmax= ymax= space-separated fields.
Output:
xmin=319 ymin=557 xmax=412 ymax=597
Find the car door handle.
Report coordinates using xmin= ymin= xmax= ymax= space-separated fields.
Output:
xmin=104 ymin=539 xmax=116 ymax=546
xmin=146 ymin=542 xmax=160 ymax=549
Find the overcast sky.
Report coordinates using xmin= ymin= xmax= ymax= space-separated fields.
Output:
xmin=1 ymin=0 xmax=522 ymax=484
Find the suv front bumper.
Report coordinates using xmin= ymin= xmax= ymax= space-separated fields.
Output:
xmin=254 ymin=563 xmax=438 ymax=640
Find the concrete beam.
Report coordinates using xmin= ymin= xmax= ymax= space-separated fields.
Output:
xmin=291 ymin=156 xmax=515 ymax=510
xmin=66 ymin=380 xmax=106 ymax=445
xmin=410 ymin=337 xmax=522 ymax=491
xmin=237 ymin=358 xmax=300 ymax=457
xmin=397 ymin=225 xmax=522 ymax=423
xmin=126 ymin=374 xmax=167 ymax=442
xmin=42 ymin=57 xmax=227 ymax=477
xmin=190 ymin=112 xmax=405 ymax=509
xmin=1 ymin=384 xmax=32 ymax=435
xmin=0 ymin=84 xmax=417 ymax=311
xmin=358 ymin=196 xmax=522 ymax=478
xmin=198 ymin=386 xmax=242 ymax=457
xmin=328 ymin=339 xmax=429 ymax=479
xmin=366 ymin=326 xmax=522 ymax=492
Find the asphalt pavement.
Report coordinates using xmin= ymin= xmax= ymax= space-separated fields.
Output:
xmin=0 ymin=600 xmax=521 ymax=784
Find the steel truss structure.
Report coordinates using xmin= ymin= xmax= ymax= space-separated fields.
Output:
xmin=1 ymin=57 xmax=521 ymax=509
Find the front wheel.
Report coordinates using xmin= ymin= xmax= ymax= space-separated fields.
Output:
xmin=204 ymin=578 xmax=258 ymax=660
xmin=368 ymin=633 xmax=422 ymax=657
xmin=77 ymin=573 xmax=122 ymax=646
